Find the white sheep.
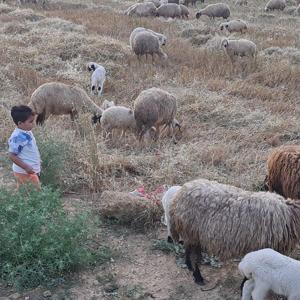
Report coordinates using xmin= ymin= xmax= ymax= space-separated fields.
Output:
xmin=196 ymin=3 xmax=231 ymax=20
xmin=129 ymin=27 xmax=167 ymax=49
xmin=220 ymin=20 xmax=247 ymax=34
xmin=132 ymin=31 xmax=168 ymax=62
xmin=125 ymin=2 xmax=157 ymax=17
xmin=28 ymin=82 xmax=103 ymax=125
xmin=239 ymin=248 xmax=300 ymax=300
xmin=100 ymin=106 xmax=136 ymax=139
xmin=161 ymin=185 xmax=182 ymax=243
xmin=156 ymin=3 xmax=182 ymax=18
xmin=221 ymin=38 xmax=257 ymax=63
xmin=91 ymin=65 xmax=106 ymax=97
xmin=265 ymin=0 xmax=286 ymax=11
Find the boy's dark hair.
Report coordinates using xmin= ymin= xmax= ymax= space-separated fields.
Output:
xmin=11 ymin=105 xmax=34 ymax=125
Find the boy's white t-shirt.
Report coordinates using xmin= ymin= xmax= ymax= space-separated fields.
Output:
xmin=8 ymin=128 xmax=41 ymax=174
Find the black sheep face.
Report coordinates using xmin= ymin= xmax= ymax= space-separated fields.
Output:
xmin=92 ymin=114 xmax=101 ymax=124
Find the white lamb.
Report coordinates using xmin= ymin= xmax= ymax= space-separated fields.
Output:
xmin=161 ymin=185 xmax=182 ymax=243
xmin=91 ymin=65 xmax=106 ymax=97
xmin=239 ymin=248 xmax=300 ymax=300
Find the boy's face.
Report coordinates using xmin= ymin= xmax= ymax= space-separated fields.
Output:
xmin=18 ymin=115 xmax=35 ymax=131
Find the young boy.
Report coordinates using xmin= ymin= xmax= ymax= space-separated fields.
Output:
xmin=8 ymin=105 xmax=41 ymax=189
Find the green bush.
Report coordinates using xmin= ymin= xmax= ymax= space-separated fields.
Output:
xmin=0 ymin=186 xmax=111 ymax=290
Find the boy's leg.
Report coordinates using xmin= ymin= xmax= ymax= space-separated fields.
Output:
xmin=14 ymin=173 xmax=41 ymax=189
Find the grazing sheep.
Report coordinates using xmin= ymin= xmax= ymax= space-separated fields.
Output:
xmin=221 ymin=38 xmax=257 ymax=63
xmin=179 ymin=4 xmax=189 ymax=18
xmin=129 ymin=27 xmax=167 ymax=49
xmin=134 ymin=87 xmax=178 ymax=142
xmin=156 ymin=3 xmax=182 ymax=18
xmin=100 ymin=106 xmax=136 ymax=138
xmin=28 ymin=82 xmax=103 ymax=125
xmin=235 ymin=0 xmax=248 ymax=5
xmin=266 ymin=145 xmax=300 ymax=200
xmin=91 ymin=65 xmax=106 ymax=97
xmin=239 ymin=248 xmax=300 ymax=300
xmin=265 ymin=0 xmax=286 ymax=11
xmin=161 ymin=185 xmax=182 ymax=243
xmin=169 ymin=178 xmax=300 ymax=285
xmin=145 ymin=0 xmax=162 ymax=7
xmin=132 ymin=31 xmax=168 ymax=62
xmin=220 ymin=19 xmax=247 ymax=33
xmin=101 ymin=100 xmax=115 ymax=110
xmin=125 ymin=2 xmax=157 ymax=17
xmin=196 ymin=3 xmax=230 ymax=19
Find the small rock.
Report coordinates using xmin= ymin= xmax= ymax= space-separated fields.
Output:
xmin=8 ymin=293 xmax=21 ymax=300
xmin=43 ymin=291 xmax=52 ymax=298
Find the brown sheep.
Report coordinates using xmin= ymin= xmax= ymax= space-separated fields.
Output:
xmin=266 ymin=145 xmax=300 ymax=199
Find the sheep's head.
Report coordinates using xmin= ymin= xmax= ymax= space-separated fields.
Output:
xmin=220 ymin=24 xmax=225 ymax=30
xmin=264 ymin=5 xmax=270 ymax=11
xmin=159 ymin=35 xmax=167 ymax=46
xmin=196 ymin=11 xmax=202 ymax=18
xmin=221 ymin=39 xmax=229 ymax=48
xmin=92 ymin=113 xmax=102 ymax=124
xmin=87 ymin=62 xmax=96 ymax=72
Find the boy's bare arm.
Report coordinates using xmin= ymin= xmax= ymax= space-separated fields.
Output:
xmin=8 ymin=153 xmax=35 ymax=174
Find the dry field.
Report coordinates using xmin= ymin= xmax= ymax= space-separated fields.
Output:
xmin=0 ymin=0 xmax=299 ymax=298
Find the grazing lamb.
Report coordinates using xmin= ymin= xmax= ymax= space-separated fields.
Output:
xmin=220 ymin=20 xmax=247 ymax=33
xmin=125 ymin=2 xmax=157 ymax=17
xmin=156 ymin=3 xmax=182 ymax=18
xmin=129 ymin=27 xmax=167 ymax=48
xmin=161 ymin=186 xmax=182 ymax=242
xmin=90 ymin=65 xmax=106 ymax=97
xmin=265 ymin=0 xmax=286 ymax=11
xmin=196 ymin=3 xmax=230 ymax=19
xmin=266 ymin=145 xmax=300 ymax=200
xmin=131 ymin=31 xmax=168 ymax=62
xmin=28 ymin=82 xmax=103 ymax=125
xmin=169 ymin=178 xmax=300 ymax=285
xmin=134 ymin=87 xmax=178 ymax=142
xmin=100 ymin=106 xmax=136 ymax=139
xmin=222 ymin=38 xmax=257 ymax=63
xmin=179 ymin=4 xmax=189 ymax=18
xmin=239 ymin=248 xmax=300 ymax=300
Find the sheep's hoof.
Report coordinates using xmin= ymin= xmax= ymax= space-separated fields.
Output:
xmin=194 ymin=277 xmax=205 ymax=286
xmin=167 ymin=236 xmax=173 ymax=243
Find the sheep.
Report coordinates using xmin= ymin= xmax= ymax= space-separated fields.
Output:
xmin=235 ymin=0 xmax=248 ymax=5
xmin=100 ymin=106 xmax=136 ymax=139
xmin=196 ymin=3 xmax=230 ymax=20
xmin=145 ymin=0 xmax=162 ymax=7
xmin=134 ymin=87 xmax=178 ymax=142
xmin=161 ymin=186 xmax=182 ymax=243
xmin=265 ymin=0 xmax=286 ymax=11
xmin=220 ymin=19 xmax=247 ymax=34
xmin=90 ymin=65 xmax=106 ymax=97
xmin=131 ymin=31 xmax=168 ymax=62
xmin=179 ymin=4 xmax=189 ymax=18
xmin=239 ymin=248 xmax=300 ymax=300
xmin=156 ymin=3 xmax=182 ymax=18
xmin=28 ymin=82 xmax=103 ymax=125
xmin=221 ymin=38 xmax=257 ymax=63
xmin=129 ymin=27 xmax=167 ymax=49
xmin=124 ymin=2 xmax=157 ymax=17
xmin=169 ymin=178 xmax=300 ymax=285
xmin=266 ymin=145 xmax=300 ymax=200
xmin=101 ymin=100 xmax=115 ymax=111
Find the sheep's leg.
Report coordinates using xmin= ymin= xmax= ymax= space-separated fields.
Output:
xmin=36 ymin=110 xmax=46 ymax=126
xmin=251 ymin=281 xmax=269 ymax=300
xmin=151 ymin=54 xmax=155 ymax=65
xmin=241 ymin=279 xmax=254 ymax=300
xmin=192 ymin=245 xmax=205 ymax=285
xmin=185 ymin=244 xmax=193 ymax=271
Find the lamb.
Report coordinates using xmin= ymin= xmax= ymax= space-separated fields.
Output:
xmin=100 ymin=106 xmax=136 ymax=138
xmin=196 ymin=3 xmax=230 ymax=19
xmin=179 ymin=4 xmax=189 ymax=18
xmin=124 ymin=2 xmax=157 ymax=17
xmin=266 ymin=145 xmax=300 ymax=200
xmin=239 ymin=248 xmax=300 ymax=300
xmin=28 ymin=82 xmax=103 ymax=125
xmin=161 ymin=186 xmax=182 ymax=243
xmin=220 ymin=19 xmax=247 ymax=33
xmin=156 ymin=3 xmax=182 ymax=18
xmin=169 ymin=178 xmax=300 ymax=285
xmin=131 ymin=31 xmax=168 ymax=62
xmin=129 ymin=27 xmax=167 ymax=49
xmin=134 ymin=87 xmax=178 ymax=142
xmin=90 ymin=65 xmax=106 ymax=97
xmin=265 ymin=0 xmax=286 ymax=11
xmin=221 ymin=38 xmax=257 ymax=63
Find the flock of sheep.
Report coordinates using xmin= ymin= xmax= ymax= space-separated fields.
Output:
xmin=22 ymin=0 xmax=300 ymax=298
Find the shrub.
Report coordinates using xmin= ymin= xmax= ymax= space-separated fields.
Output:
xmin=0 ymin=186 xmax=111 ymax=290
